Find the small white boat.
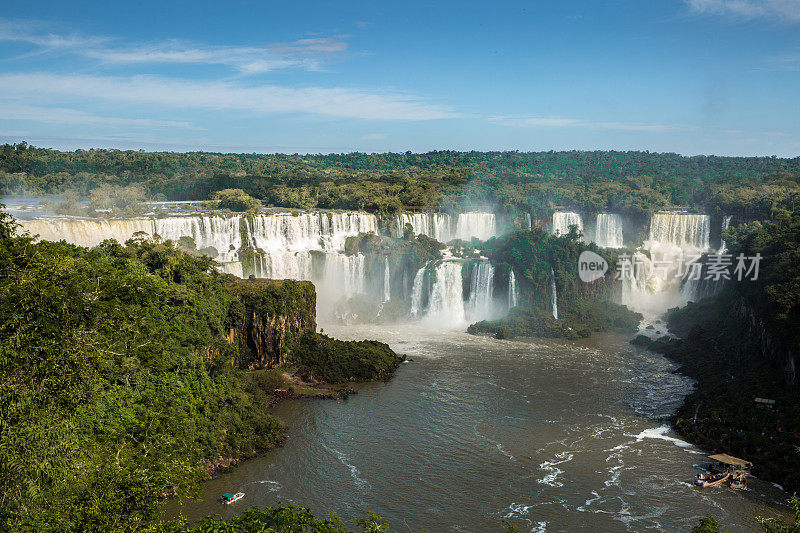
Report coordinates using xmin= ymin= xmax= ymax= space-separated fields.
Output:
xmin=221 ymin=492 xmax=244 ymax=504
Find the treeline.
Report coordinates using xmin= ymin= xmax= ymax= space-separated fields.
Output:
xmin=2 ymin=143 xmax=800 ymax=220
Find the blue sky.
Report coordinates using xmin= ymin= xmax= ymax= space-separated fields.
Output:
xmin=0 ymin=0 xmax=799 ymax=155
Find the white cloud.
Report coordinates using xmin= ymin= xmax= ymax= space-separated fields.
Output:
xmin=360 ymin=132 xmax=387 ymax=140
xmin=0 ymin=104 xmax=200 ymax=129
xmin=0 ymin=19 xmax=349 ymax=74
xmin=686 ymin=0 xmax=800 ymax=22
xmin=0 ymin=72 xmax=459 ymax=121
xmin=489 ymin=115 xmax=677 ymax=132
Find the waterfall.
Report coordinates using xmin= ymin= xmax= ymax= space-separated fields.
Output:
xmin=396 ymin=213 xmax=452 ymax=241
xmin=425 ymin=262 xmax=466 ymax=327
xmin=719 ymin=215 xmax=733 ymax=253
xmin=595 ymin=213 xmax=624 ymax=248
xmin=454 ymin=212 xmax=497 ymax=241
xmin=396 ymin=212 xmax=497 ymax=242
xmin=550 ymin=267 xmax=558 ymax=320
xmin=250 ymin=250 xmax=314 ymax=281
xmin=467 ymin=262 xmax=495 ymax=321
xmin=647 ymin=213 xmax=710 ymax=251
xmin=508 ymin=270 xmax=518 ymax=310
xmin=623 ymin=213 xmax=713 ymax=316
xmin=154 ymin=216 xmax=242 ymax=262
xmin=410 ymin=267 xmax=427 ymax=317
xmin=248 ymin=212 xmax=377 ymax=252
xmin=323 ymin=253 xmax=366 ymax=295
xmin=525 ymin=213 xmax=532 ymax=230
xmin=552 ymin=212 xmax=583 ymax=238
xmin=383 ymin=257 xmax=391 ymax=302
xmin=18 ymin=218 xmax=153 ymax=247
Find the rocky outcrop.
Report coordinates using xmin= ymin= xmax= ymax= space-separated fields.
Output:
xmin=227 ymin=278 xmax=316 ymax=369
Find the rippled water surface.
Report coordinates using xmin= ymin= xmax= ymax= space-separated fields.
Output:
xmin=166 ymin=325 xmax=790 ymax=532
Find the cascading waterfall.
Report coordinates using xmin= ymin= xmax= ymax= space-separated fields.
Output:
xmin=383 ymin=257 xmax=391 ymax=302
xmin=550 ymin=267 xmax=558 ymax=320
xmin=396 ymin=212 xmax=497 ymax=242
xmin=425 ymin=262 xmax=466 ymax=327
xmin=323 ymin=253 xmax=366 ymax=296
xmin=552 ymin=212 xmax=583 ymax=238
xmin=409 ymin=267 xmax=427 ymax=317
xmin=594 ymin=213 xmax=624 ymax=248
xmin=18 ymin=218 xmax=153 ymax=247
xmin=20 ymin=210 xmax=505 ymax=327
xmin=719 ymin=215 xmax=732 ymax=253
xmin=647 ymin=213 xmax=710 ymax=251
xmin=396 ymin=213 xmax=452 ymax=241
xmin=467 ymin=262 xmax=495 ymax=321
xmin=454 ymin=212 xmax=497 ymax=241
xmin=154 ymin=216 xmax=243 ymax=262
xmin=508 ymin=270 xmax=518 ymax=309
xmin=623 ymin=213 xmax=713 ymax=315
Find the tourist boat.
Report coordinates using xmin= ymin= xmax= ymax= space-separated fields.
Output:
xmin=695 ymin=471 xmax=730 ymax=488
xmin=221 ymin=492 xmax=245 ymax=504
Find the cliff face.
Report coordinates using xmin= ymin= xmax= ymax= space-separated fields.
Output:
xmin=735 ymin=297 xmax=797 ymax=387
xmin=227 ymin=279 xmax=317 ymax=369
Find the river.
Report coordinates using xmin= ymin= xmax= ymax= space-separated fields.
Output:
xmin=164 ymin=324 xmax=791 ymax=532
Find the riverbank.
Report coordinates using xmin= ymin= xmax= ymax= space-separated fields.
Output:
xmin=632 ymin=296 xmax=800 ymax=492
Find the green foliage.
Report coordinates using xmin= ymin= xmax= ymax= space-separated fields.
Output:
xmin=0 ymin=223 xmax=294 ymax=531
xmin=692 ymin=514 xmax=728 ymax=533
xmin=287 ymin=331 xmax=404 ymax=383
xmin=155 ymin=503 xmax=384 ymax=532
xmin=757 ymin=494 xmax=800 ymax=532
xmin=4 ymin=144 xmax=799 ymax=220
xmin=209 ymin=188 xmax=263 ymax=213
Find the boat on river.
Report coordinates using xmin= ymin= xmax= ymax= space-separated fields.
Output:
xmin=221 ymin=492 xmax=244 ymax=504
xmin=694 ymin=454 xmax=752 ymax=489
xmin=695 ymin=471 xmax=730 ymax=487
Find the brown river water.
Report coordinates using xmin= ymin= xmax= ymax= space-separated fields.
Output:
xmin=164 ymin=324 xmax=791 ymax=532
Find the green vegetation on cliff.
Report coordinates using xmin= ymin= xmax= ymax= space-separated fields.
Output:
xmin=0 ymin=209 xmax=403 ymax=532
xmin=468 ymin=227 xmax=641 ymax=339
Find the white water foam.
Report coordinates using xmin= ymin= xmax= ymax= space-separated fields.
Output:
xmin=538 ymin=452 xmax=574 ymax=487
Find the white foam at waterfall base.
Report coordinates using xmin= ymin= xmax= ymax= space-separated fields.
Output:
xmin=595 ymin=213 xmax=624 ymax=248
xmin=552 ymin=212 xmax=583 ymax=238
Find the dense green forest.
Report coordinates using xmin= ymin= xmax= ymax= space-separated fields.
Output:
xmin=3 ymin=143 xmax=800 ymax=221
xmin=0 ymin=208 xmax=402 ymax=532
